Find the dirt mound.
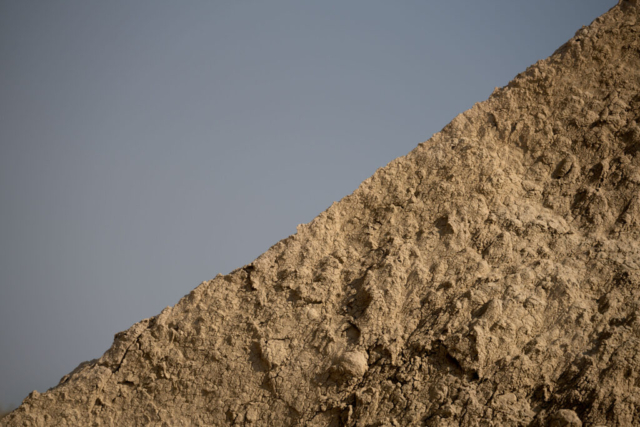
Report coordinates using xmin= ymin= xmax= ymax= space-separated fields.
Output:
xmin=4 ymin=2 xmax=640 ymax=426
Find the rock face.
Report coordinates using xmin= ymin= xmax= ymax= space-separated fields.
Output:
xmin=4 ymin=2 xmax=640 ymax=426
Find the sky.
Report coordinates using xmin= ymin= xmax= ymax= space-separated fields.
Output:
xmin=0 ymin=0 xmax=614 ymax=409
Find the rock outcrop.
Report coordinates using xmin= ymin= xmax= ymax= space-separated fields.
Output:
xmin=4 ymin=2 xmax=640 ymax=426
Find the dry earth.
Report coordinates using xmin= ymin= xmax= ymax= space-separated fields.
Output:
xmin=4 ymin=1 xmax=640 ymax=426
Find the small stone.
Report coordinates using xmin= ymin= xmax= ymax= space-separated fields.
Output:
xmin=339 ymin=350 xmax=369 ymax=378
xmin=550 ymin=409 xmax=582 ymax=427
xmin=305 ymin=306 xmax=320 ymax=321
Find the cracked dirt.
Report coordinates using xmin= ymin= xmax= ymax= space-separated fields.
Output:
xmin=3 ymin=1 xmax=640 ymax=426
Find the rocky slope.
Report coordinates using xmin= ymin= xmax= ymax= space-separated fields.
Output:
xmin=4 ymin=2 xmax=640 ymax=426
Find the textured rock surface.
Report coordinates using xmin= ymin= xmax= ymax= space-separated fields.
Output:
xmin=4 ymin=2 xmax=640 ymax=426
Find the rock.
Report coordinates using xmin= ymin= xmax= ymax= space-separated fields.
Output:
xmin=337 ymin=350 xmax=369 ymax=378
xmin=550 ymin=409 xmax=582 ymax=427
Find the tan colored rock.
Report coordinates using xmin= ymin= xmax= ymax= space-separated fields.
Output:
xmin=337 ymin=350 xmax=369 ymax=379
xmin=551 ymin=409 xmax=582 ymax=427
xmin=4 ymin=2 xmax=640 ymax=426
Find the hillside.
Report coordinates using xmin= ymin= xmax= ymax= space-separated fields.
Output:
xmin=3 ymin=2 xmax=640 ymax=426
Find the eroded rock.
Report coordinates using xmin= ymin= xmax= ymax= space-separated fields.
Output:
xmin=4 ymin=3 xmax=640 ymax=426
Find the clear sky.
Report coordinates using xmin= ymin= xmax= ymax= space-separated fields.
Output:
xmin=0 ymin=0 xmax=614 ymax=408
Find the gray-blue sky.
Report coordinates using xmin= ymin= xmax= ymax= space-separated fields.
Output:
xmin=0 ymin=1 xmax=613 ymax=407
